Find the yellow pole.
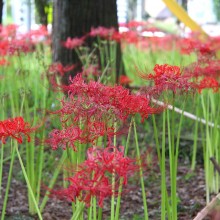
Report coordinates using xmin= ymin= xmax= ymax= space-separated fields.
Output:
xmin=162 ymin=0 xmax=208 ymax=36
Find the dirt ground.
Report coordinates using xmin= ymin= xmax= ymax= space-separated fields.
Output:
xmin=0 ymin=156 xmax=214 ymax=220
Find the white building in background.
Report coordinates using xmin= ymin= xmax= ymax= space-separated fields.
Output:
xmin=187 ymin=0 xmax=217 ymax=24
xmin=4 ymin=0 xmax=35 ymax=32
xmin=117 ymin=0 xmax=128 ymax=23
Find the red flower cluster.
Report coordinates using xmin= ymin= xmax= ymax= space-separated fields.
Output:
xmin=62 ymin=37 xmax=85 ymax=49
xmin=119 ymin=75 xmax=133 ymax=85
xmin=0 ymin=117 xmax=35 ymax=144
xmin=48 ymin=63 xmax=76 ymax=77
xmin=51 ymin=146 xmax=138 ymax=207
xmin=60 ymin=73 xmax=161 ymax=122
xmin=138 ymin=64 xmax=193 ymax=96
xmin=47 ymin=74 xmax=161 ymax=150
xmin=197 ymin=77 xmax=219 ymax=93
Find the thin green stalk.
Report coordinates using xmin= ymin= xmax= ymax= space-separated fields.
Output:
xmin=1 ymin=140 xmax=16 ymax=220
xmin=70 ymin=202 xmax=85 ymax=220
xmin=0 ymin=98 xmax=5 ymax=196
xmin=36 ymin=67 xmax=48 ymax=204
xmin=191 ymin=104 xmax=199 ymax=171
xmin=115 ymin=120 xmax=133 ymax=220
xmin=25 ymin=101 xmax=36 ymax=214
xmin=98 ymin=207 xmax=103 ymax=220
xmin=167 ymin=104 xmax=177 ymax=220
xmin=0 ymin=142 xmax=4 ymax=197
xmin=201 ymin=93 xmax=211 ymax=203
xmin=15 ymin=143 xmax=43 ymax=220
xmin=133 ymin=117 xmax=149 ymax=220
xmin=152 ymin=114 xmax=171 ymax=220
xmin=152 ymin=115 xmax=161 ymax=163
xmin=93 ymin=197 xmax=97 ymax=220
xmin=36 ymin=137 xmax=45 ymax=203
xmin=110 ymin=121 xmax=117 ymax=220
xmin=161 ymin=111 xmax=167 ymax=220
xmin=40 ymin=151 xmax=67 ymax=212
xmin=88 ymin=203 xmax=92 ymax=220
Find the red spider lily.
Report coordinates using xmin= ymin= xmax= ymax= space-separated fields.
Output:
xmin=179 ymin=37 xmax=216 ymax=62
xmin=46 ymin=126 xmax=83 ymax=150
xmin=85 ymin=146 xmax=138 ymax=184
xmin=89 ymin=26 xmax=116 ymax=40
xmin=82 ymin=65 xmax=101 ymax=77
xmin=126 ymin=20 xmax=146 ymax=29
xmin=46 ymin=121 xmax=115 ymax=150
xmin=62 ymin=36 xmax=85 ymax=49
xmin=57 ymin=74 xmax=162 ymax=123
xmin=50 ymin=146 xmax=138 ymax=207
xmin=52 ymin=171 xmax=112 ymax=207
xmin=48 ymin=62 xmax=76 ymax=76
xmin=196 ymin=77 xmax=219 ymax=93
xmin=119 ymin=75 xmax=133 ymax=85
xmin=120 ymin=30 xmax=140 ymax=44
xmin=185 ymin=60 xmax=220 ymax=79
xmin=0 ymin=58 xmax=10 ymax=66
xmin=0 ymin=117 xmax=36 ymax=144
xmin=0 ymin=24 xmax=18 ymax=40
xmin=8 ymin=39 xmax=35 ymax=55
xmin=138 ymin=64 xmax=194 ymax=95
xmin=26 ymin=25 xmax=49 ymax=42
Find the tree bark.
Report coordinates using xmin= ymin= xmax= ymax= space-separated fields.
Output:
xmin=0 ymin=0 xmax=3 ymax=25
xmin=35 ymin=0 xmax=49 ymax=26
xmin=52 ymin=0 xmax=123 ymax=84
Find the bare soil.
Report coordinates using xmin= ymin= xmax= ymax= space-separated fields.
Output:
xmin=0 ymin=156 xmax=213 ymax=220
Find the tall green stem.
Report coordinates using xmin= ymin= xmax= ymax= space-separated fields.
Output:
xmin=133 ymin=117 xmax=149 ymax=220
xmin=1 ymin=140 xmax=16 ymax=220
xmin=15 ymin=143 xmax=43 ymax=220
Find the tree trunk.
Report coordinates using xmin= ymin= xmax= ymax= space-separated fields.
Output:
xmin=52 ymin=0 xmax=123 ymax=84
xmin=35 ymin=0 xmax=48 ymax=26
xmin=0 ymin=0 xmax=3 ymax=25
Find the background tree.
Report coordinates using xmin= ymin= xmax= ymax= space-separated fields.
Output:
xmin=0 ymin=0 xmax=3 ymax=24
xmin=214 ymin=0 xmax=220 ymax=21
xmin=52 ymin=0 xmax=123 ymax=84
xmin=35 ymin=0 xmax=51 ymax=26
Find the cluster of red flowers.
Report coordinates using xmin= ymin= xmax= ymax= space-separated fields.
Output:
xmin=138 ymin=64 xmax=194 ymax=97
xmin=47 ymin=73 xmax=161 ymax=150
xmin=48 ymin=63 xmax=76 ymax=77
xmin=0 ymin=24 xmax=49 ymax=56
xmin=138 ymin=61 xmax=220 ymax=97
xmin=51 ymin=146 xmax=138 ymax=207
xmin=0 ymin=117 xmax=35 ymax=144
xmin=176 ymin=35 xmax=220 ymax=93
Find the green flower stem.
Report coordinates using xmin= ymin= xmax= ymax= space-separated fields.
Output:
xmin=36 ymin=67 xmax=48 ymax=204
xmin=161 ymin=111 xmax=167 ymax=220
xmin=15 ymin=143 xmax=43 ymax=220
xmin=1 ymin=140 xmax=16 ymax=220
xmin=36 ymin=137 xmax=45 ymax=204
xmin=25 ymin=102 xmax=36 ymax=214
xmin=88 ymin=204 xmax=92 ymax=220
xmin=152 ymin=115 xmax=161 ymax=163
xmin=70 ymin=202 xmax=85 ymax=220
xmin=93 ymin=197 xmax=97 ymax=220
xmin=167 ymin=108 xmax=176 ymax=220
xmin=0 ymin=98 xmax=5 ymax=196
xmin=115 ymin=120 xmax=133 ymax=220
xmin=98 ymin=207 xmax=103 ymax=220
xmin=110 ymin=121 xmax=117 ymax=220
xmin=152 ymin=113 xmax=171 ymax=220
xmin=191 ymin=105 xmax=199 ymax=171
xmin=0 ymin=142 xmax=4 ymax=197
xmin=201 ymin=93 xmax=212 ymax=203
xmin=133 ymin=117 xmax=149 ymax=220
xmin=40 ymin=151 xmax=67 ymax=212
